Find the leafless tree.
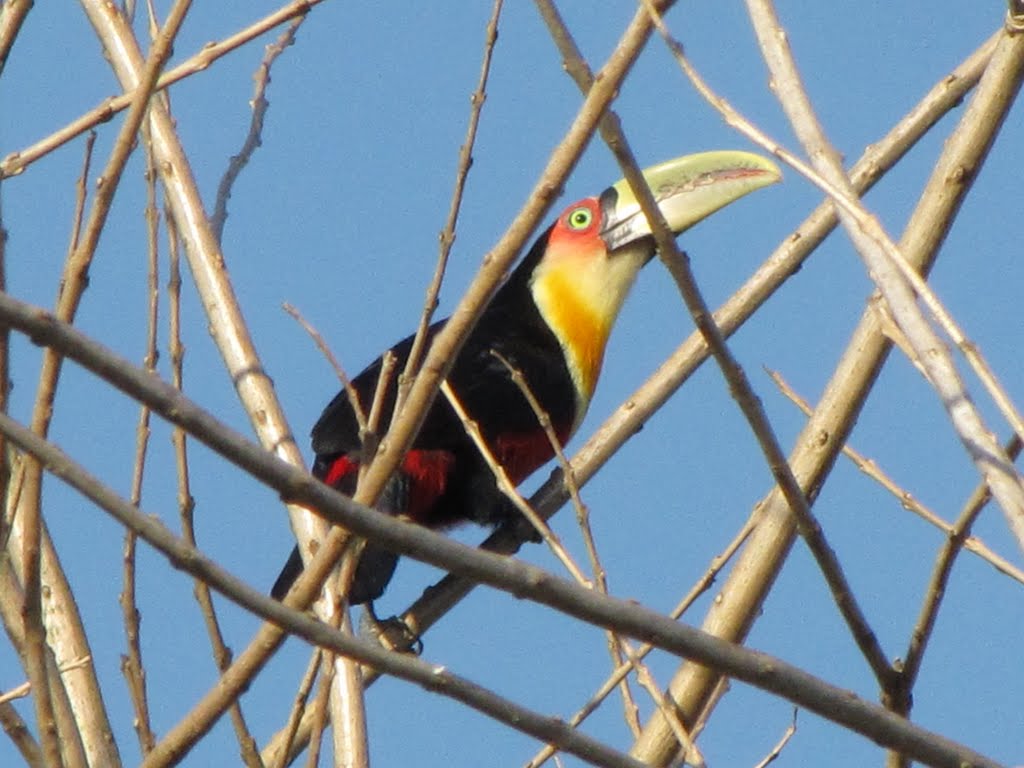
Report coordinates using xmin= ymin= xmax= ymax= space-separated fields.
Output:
xmin=1 ymin=2 xmax=1022 ymax=767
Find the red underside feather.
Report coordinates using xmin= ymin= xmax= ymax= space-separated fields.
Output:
xmin=320 ymin=423 xmax=567 ymax=527
xmin=493 ymin=426 xmax=568 ymax=485
xmin=321 ymin=451 xmax=455 ymax=524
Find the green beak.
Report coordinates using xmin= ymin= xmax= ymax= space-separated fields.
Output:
xmin=599 ymin=150 xmax=781 ymax=252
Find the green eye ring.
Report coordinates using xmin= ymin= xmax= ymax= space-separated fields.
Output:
xmin=567 ymin=206 xmax=593 ymax=230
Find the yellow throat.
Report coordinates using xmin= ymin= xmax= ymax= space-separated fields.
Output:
xmin=530 ymin=236 xmax=647 ymax=428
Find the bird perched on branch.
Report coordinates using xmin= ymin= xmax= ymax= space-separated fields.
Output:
xmin=273 ymin=150 xmax=780 ymax=606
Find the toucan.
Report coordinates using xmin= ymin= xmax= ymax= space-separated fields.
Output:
xmin=273 ymin=150 xmax=780 ymax=605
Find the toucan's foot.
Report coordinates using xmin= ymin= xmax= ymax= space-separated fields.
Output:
xmin=360 ymin=603 xmax=423 ymax=655
xmin=500 ymin=516 xmax=542 ymax=545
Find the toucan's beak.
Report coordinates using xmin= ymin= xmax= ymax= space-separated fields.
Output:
xmin=598 ymin=150 xmax=781 ymax=253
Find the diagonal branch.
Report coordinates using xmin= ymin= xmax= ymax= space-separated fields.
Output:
xmin=77 ymin=0 xmax=361 ymax=751
xmin=900 ymin=435 xmax=1023 ymax=699
xmin=0 ymin=290 xmax=1008 ymax=768
xmin=211 ymin=15 xmax=305 ymax=243
xmin=0 ymin=0 xmax=327 ymax=179
xmin=630 ymin=17 xmax=1022 ymax=766
xmin=398 ymin=0 xmax=504 ymax=411
xmin=0 ymin=417 xmax=649 ymax=768
xmin=743 ymin=0 xmax=1024 ymax=549
xmin=525 ymin=519 xmax=754 ymax=768
xmin=10 ymin=3 xmax=193 ymax=764
xmin=0 ymin=0 xmax=32 ymax=78
xmin=384 ymin=23 xmax=999 ymax=667
xmin=769 ymin=368 xmax=1024 ymax=585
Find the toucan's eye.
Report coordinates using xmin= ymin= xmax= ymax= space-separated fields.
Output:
xmin=566 ymin=206 xmax=593 ymax=230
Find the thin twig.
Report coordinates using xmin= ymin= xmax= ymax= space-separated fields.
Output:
xmin=900 ymin=436 xmax=1023 ymax=698
xmin=881 ymin=437 xmax=1021 ymax=768
xmin=768 ymin=368 xmax=1024 ymax=585
xmin=740 ymin=0 xmax=1024 ymax=548
xmin=271 ymin=651 xmax=322 ymax=768
xmin=752 ymin=709 xmax=798 ymax=768
xmin=366 ymin=351 xmax=396 ymax=443
xmin=283 ymin=302 xmax=368 ymax=436
xmin=0 ymin=389 xmax=1001 ymax=768
xmin=526 ymin=518 xmax=755 ymax=768
xmin=166 ymin=213 xmax=264 ymax=768
xmin=439 ymin=379 xmax=589 ymax=584
xmin=0 ymin=177 xmax=10 ymax=534
xmin=212 ymin=15 xmax=305 ymax=242
xmin=493 ymin=348 xmax=641 ymax=735
xmin=304 ymin=655 xmax=334 ymax=768
xmin=0 ymin=656 xmax=92 ymax=706
xmin=616 ymin=641 xmax=705 ymax=768
xmin=397 ymin=0 xmax=503 ymax=412
xmin=118 ymin=125 xmax=161 ymax=757
xmin=0 ymin=0 xmax=327 ymax=179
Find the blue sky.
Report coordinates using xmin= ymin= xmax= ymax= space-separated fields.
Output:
xmin=1 ymin=2 xmax=1021 ymax=766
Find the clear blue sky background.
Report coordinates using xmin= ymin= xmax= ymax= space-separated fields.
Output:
xmin=1 ymin=2 xmax=1021 ymax=766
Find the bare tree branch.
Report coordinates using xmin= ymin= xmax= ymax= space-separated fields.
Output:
xmin=0 ymin=291 xmax=1007 ymax=768
xmin=900 ymin=436 xmax=1023 ymax=697
xmin=212 ymin=15 xmax=305 ymax=243
xmin=525 ymin=519 xmax=754 ymax=768
xmin=753 ymin=709 xmax=798 ymax=768
xmin=0 ymin=0 xmax=32 ymax=78
xmin=769 ymin=368 xmax=1024 ymax=585
xmin=0 ymin=699 xmax=43 ymax=768
xmin=0 ymin=0 xmax=327 ymax=179
xmin=9 ymin=0 xmax=192 ymax=761
xmin=398 ymin=0 xmax=504 ymax=411
xmin=742 ymin=0 xmax=1024 ymax=549
xmin=0 ymin=421 xmax=654 ymax=768
xmin=388 ymin=25 xmax=999 ymax=666
xmin=117 ymin=124 xmax=161 ymax=758
xmin=630 ymin=19 xmax=1018 ymax=763
xmin=271 ymin=650 xmax=322 ymax=768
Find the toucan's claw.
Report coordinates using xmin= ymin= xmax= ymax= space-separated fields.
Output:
xmin=361 ymin=603 xmax=423 ymax=655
